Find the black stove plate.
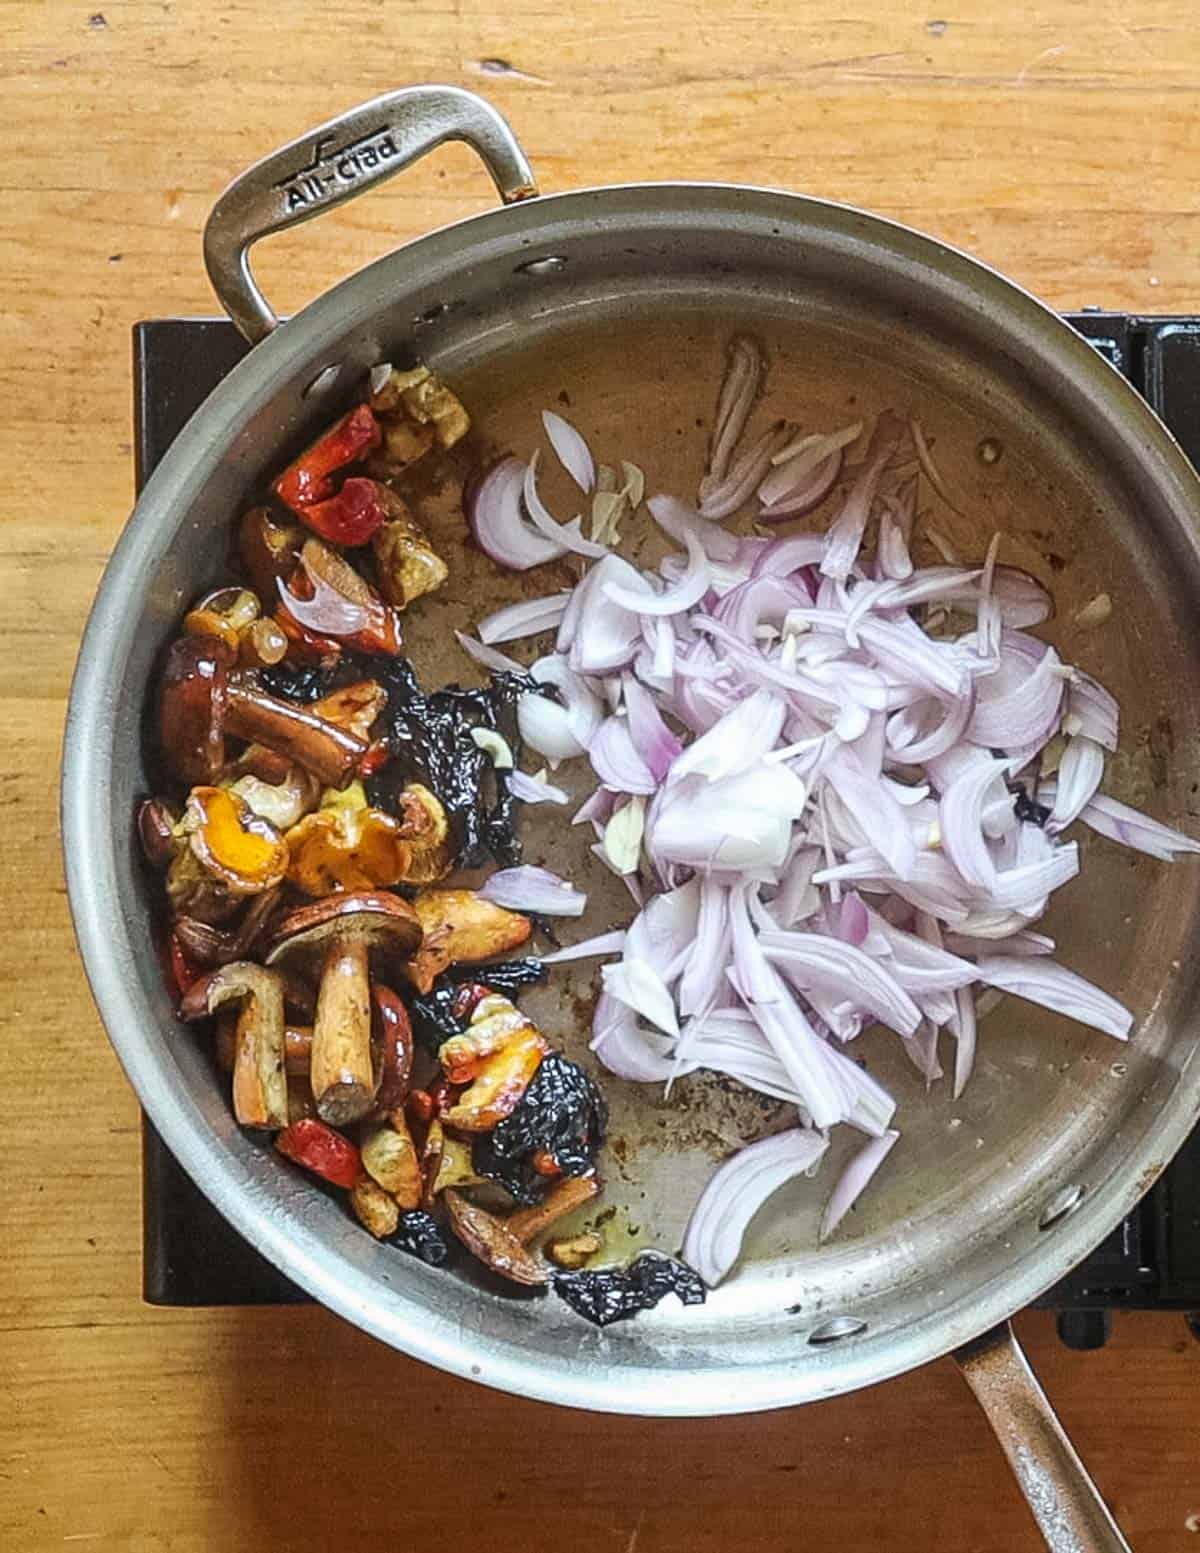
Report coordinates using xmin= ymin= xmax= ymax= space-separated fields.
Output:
xmin=133 ymin=313 xmax=1200 ymax=1337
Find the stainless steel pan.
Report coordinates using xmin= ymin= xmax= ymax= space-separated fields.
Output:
xmin=63 ymin=86 xmax=1200 ymax=1553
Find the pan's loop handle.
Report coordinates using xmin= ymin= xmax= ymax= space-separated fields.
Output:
xmin=954 ymin=1322 xmax=1132 ymax=1553
xmin=202 ymin=85 xmax=538 ymax=345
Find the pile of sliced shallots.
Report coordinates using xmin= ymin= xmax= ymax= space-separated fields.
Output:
xmin=457 ymin=339 xmax=1200 ymax=1287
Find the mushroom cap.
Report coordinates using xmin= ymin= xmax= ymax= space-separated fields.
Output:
xmin=185 ymin=786 xmax=289 ymax=895
xmin=159 ymin=635 xmax=235 ymax=784
xmin=179 ymin=959 xmax=285 ymax=1021
xmin=265 ymin=889 xmax=422 ymax=971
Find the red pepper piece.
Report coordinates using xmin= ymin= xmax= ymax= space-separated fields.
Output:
xmin=274 ymin=405 xmax=381 ymax=510
xmin=532 ymin=1149 xmax=562 ymax=1178
xmin=168 ymin=928 xmax=203 ymax=999
xmin=275 ymin=1118 xmax=362 ymax=1190
xmin=292 ymin=477 xmax=390 ymax=547
xmin=359 ymin=738 xmax=391 ymax=779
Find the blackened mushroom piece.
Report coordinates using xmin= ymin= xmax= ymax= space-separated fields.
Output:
xmin=473 ymin=1053 xmax=608 ymax=1204
xmin=391 ymin=1209 xmax=450 ymax=1266
xmin=443 ymin=1189 xmax=548 ymax=1287
xmin=266 ymin=891 xmax=421 ymax=1126
xmin=181 ymin=962 xmax=289 ymax=1130
xmin=158 ymin=636 xmax=367 ymax=788
xmin=553 ymin=1254 xmax=707 ymax=1328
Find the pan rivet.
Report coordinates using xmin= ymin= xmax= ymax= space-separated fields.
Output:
xmin=977 ymin=437 xmax=1003 ymax=465
xmin=515 ymin=255 xmax=567 ymax=277
xmin=807 ymin=1315 xmax=868 ymax=1345
xmin=302 ymin=364 xmax=342 ymax=399
xmin=1038 ymin=1183 xmax=1085 ymax=1230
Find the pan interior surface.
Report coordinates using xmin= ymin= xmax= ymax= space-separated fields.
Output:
xmin=68 ymin=189 xmax=1200 ymax=1410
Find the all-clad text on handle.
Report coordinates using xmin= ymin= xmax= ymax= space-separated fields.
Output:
xmin=203 ymin=85 xmax=537 ymax=344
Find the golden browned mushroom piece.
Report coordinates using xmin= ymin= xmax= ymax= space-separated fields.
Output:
xmin=182 ymin=586 xmax=274 ymax=661
xmin=547 ymin=1234 xmax=602 ymax=1270
xmin=390 ymin=785 xmax=453 ymax=885
xmin=284 ymin=783 xmax=452 ymax=896
xmin=443 ymin=1190 xmax=548 ymax=1287
xmin=266 ymin=891 xmax=421 ymax=1127
xmin=166 ymin=788 xmax=289 ymax=924
xmin=360 ymin=1114 xmax=421 ymax=1210
xmin=227 ymin=765 xmax=321 ymax=833
xmin=350 ymin=1177 xmax=400 ymax=1239
xmin=369 ymin=487 xmax=448 ymax=610
xmin=181 ymin=962 xmax=289 ymax=1130
xmin=426 ymin=1131 xmax=484 ymax=1202
xmin=438 ymin=992 xmax=548 ymax=1132
xmin=284 ymin=805 xmax=417 ymax=895
xmin=310 ymin=682 xmax=388 ymax=744
xmin=406 ymin=889 xmax=532 ymax=994
xmin=158 ymin=636 xmax=366 ymax=788
xmin=438 ymin=992 xmax=532 ymax=1082
xmin=184 ymin=582 xmax=290 ymax=671
xmin=370 ymin=365 xmax=470 ymax=453
xmin=506 ymin=1176 xmax=601 ymax=1244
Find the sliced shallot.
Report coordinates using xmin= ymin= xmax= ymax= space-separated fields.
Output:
xmin=683 ymin=1127 xmax=830 ymax=1286
xmin=478 ymin=866 xmax=588 ymax=917
xmin=542 ymin=409 xmax=595 ymax=493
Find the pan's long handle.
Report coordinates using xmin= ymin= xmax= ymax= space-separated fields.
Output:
xmin=203 ymin=85 xmax=537 ymax=345
xmin=954 ymin=1322 xmax=1131 ymax=1553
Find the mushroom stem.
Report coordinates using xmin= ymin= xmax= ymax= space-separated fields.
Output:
xmin=231 ymin=986 xmax=289 ymax=1130
xmin=225 ymin=682 xmax=366 ymax=788
xmin=310 ymin=934 xmax=376 ymax=1124
xmin=216 ymin=1021 xmax=311 ymax=1076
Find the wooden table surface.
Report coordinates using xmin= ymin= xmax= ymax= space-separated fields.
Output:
xmin=7 ymin=1 xmax=1200 ymax=1548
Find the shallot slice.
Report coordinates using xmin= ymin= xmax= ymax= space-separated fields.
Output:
xmin=466 ymin=456 xmax=565 ymax=570
xmin=478 ymin=866 xmax=588 ymax=917
xmin=820 ymin=1129 xmax=900 ymax=1241
xmin=542 ymin=410 xmax=595 ymax=493
xmin=701 ymin=335 xmax=764 ymax=498
xmin=974 ymin=955 xmax=1132 ymax=1040
xmin=682 ymin=1127 xmax=830 ymax=1287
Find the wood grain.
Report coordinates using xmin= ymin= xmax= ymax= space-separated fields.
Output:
xmin=5 ymin=0 xmax=1200 ymax=1548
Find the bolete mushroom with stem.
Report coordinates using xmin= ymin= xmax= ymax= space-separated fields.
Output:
xmin=266 ymin=891 xmax=421 ymax=1126
xmin=159 ymin=636 xmax=366 ymax=788
xmin=181 ymin=962 xmax=289 ymax=1130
